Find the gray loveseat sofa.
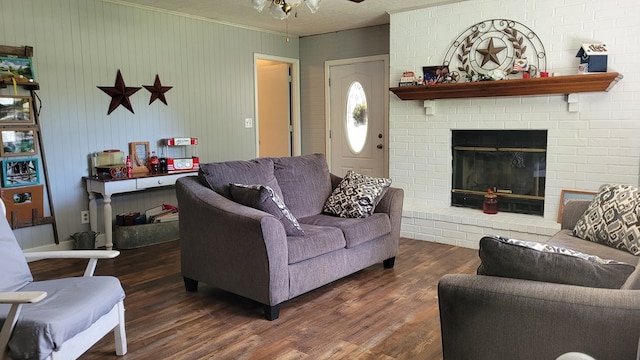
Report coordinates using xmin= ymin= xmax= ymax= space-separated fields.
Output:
xmin=175 ymin=153 xmax=403 ymax=320
xmin=438 ymin=199 xmax=640 ymax=360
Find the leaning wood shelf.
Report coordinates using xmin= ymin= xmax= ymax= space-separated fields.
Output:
xmin=389 ymin=72 xmax=623 ymax=101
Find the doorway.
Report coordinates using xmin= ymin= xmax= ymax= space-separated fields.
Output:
xmin=254 ymin=54 xmax=301 ymax=157
xmin=326 ymin=55 xmax=389 ymax=177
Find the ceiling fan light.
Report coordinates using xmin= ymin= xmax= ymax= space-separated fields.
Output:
xmin=252 ymin=0 xmax=268 ymax=12
xmin=305 ymin=0 xmax=321 ymax=13
xmin=269 ymin=2 xmax=289 ymax=20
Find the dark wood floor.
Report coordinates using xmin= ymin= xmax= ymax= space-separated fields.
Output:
xmin=28 ymin=238 xmax=480 ymax=360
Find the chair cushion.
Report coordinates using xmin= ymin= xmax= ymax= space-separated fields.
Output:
xmin=198 ymin=158 xmax=283 ymax=201
xmin=272 ymin=154 xmax=332 ymax=219
xmin=229 ymin=183 xmax=304 ymax=236
xmin=477 ymin=235 xmax=635 ymax=289
xmin=0 ymin=216 xmax=33 ymax=292
xmin=573 ymin=184 xmax=640 ymax=256
xmin=5 ymin=276 xmax=125 ymax=360
xmin=323 ymin=170 xmax=391 ymax=218
xmin=299 ymin=213 xmax=391 ymax=248
xmin=288 ymin=224 xmax=346 ymax=264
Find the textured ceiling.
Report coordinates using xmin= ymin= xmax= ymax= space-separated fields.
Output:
xmin=104 ymin=0 xmax=464 ymax=37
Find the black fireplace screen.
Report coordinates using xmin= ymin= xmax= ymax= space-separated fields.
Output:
xmin=451 ymin=130 xmax=547 ymax=215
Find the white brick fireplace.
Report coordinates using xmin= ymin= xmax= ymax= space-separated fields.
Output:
xmin=389 ymin=0 xmax=640 ymax=249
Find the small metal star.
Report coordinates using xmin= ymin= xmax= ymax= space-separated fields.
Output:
xmin=143 ymin=75 xmax=173 ymax=105
xmin=476 ymin=38 xmax=507 ymax=67
xmin=97 ymin=70 xmax=141 ymax=115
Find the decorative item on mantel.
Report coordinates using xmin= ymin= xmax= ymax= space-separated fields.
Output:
xmin=483 ymin=188 xmax=498 ymax=214
xmin=443 ymin=19 xmax=547 ymax=82
xmin=576 ymin=44 xmax=608 ymax=72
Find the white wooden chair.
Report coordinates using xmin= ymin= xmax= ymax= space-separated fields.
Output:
xmin=0 ymin=201 xmax=127 ymax=360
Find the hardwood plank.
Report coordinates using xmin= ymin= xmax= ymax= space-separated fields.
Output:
xmin=27 ymin=238 xmax=480 ymax=359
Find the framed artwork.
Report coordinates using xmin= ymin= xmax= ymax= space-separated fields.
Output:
xmin=0 ymin=96 xmax=33 ymax=124
xmin=0 ymin=56 xmax=35 ymax=81
xmin=2 ymin=158 xmax=39 ymax=187
xmin=1 ymin=184 xmax=44 ymax=224
xmin=129 ymin=141 xmax=150 ymax=174
xmin=557 ymin=189 xmax=596 ymax=223
xmin=0 ymin=127 xmax=38 ymax=156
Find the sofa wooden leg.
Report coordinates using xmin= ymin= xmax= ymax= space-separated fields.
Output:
xmin=183 ymin=277 xmax=198 ymax=292
xmin=264 ymin=304 xmax=281 ymax=321
xmin=383 ymin=257 xmax=396 ymax=269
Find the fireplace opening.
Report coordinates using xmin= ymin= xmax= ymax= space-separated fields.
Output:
xmin=451 ymin=130 xmax=547 ymax=216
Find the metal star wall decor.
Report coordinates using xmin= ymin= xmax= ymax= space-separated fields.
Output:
xmin=443 ymin=19 xmax=547 ymax=79
xmin=476 ymin=38 xmax=507 ymax=66
xmin=143 ymin=74 xmax=173 ymax=105
xmin=97 ymin=70 xmax=141 ymax=115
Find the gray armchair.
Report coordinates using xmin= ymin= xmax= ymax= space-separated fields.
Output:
xmin=438 ymin=199 xmax=640 ymax=360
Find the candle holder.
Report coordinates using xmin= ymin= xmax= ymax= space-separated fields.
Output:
xmin=483 ymin=189 xmax=498 ymax=214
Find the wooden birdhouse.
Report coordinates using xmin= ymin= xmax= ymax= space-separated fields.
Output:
xmin=576 ymin=44 xmax=608 ymax=72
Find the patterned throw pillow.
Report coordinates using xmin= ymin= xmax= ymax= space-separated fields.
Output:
xmin=323 ymin=170 xmax=392 ymax=218
xmin=229 ymin=184 xmax=304 ymax=236
xmin=478 ymin=235 xmax=635 ymax=289
xmin=573 ymin=184 xmax=640 ymax=256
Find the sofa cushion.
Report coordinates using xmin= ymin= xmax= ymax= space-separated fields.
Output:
xmin=0 ymin=214 xmax=33 ymax=292
xmin=549 ymin=230 xmax=639 ymax=265
xmin=299 ymin=213 xmax=391 ymax=248
xmin=198 ymin=158 xmax=283 ymax=201
xmin=7 ymin=276 xmax=125 ymax=360
xmin=477 ymin=235 xmax=635 ymax=289
xmin=272 ymin=154 xmax=332 ymax=219
xmin=229 ymin=183 xmax=304 ymax=236
xmin=287 ymin=224 xmax=346 ymax=264
xmin=323 ymin=170 xmax=391 ymax=218
xmin=573 ymin=184 xmax=640 ymax=256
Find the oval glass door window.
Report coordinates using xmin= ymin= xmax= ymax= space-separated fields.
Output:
xmin=345 ymin=81 xmax=368 ymax=153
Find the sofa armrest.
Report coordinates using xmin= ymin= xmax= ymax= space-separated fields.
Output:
xmin=438 ymin=274 xmax=640 ymax=360
xmin=375 ymin=187 xmax=404 ymax=250
xmin=175 ymin=176 xmax=289 ymax=306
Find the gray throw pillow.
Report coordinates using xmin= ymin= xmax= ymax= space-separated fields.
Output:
xmin=573 ymin=184 xmax=640 ymax=256
xmin=229 ymin=183 xmax=304 ymax=236
xmin=323 ymin=170 xmax=392 ymax=218
xmin=198 ymin=158 xmax=283 ymax=201
xmin=477 ymin=235 xmax=635 ymax=289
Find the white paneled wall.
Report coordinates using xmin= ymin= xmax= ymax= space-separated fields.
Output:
xmin=1 ymin=0 xmax=298 ymax=249
xmin=390 ymin=0 xmax=640 ymax=248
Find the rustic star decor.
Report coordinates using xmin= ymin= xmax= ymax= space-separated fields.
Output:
xmin=476 ymin=38 xmax=507 ymax=67
xmin=97 ymin=70 xmax=141 ymax=115
xmin=143 ymin=74 xmax=173 ymax=105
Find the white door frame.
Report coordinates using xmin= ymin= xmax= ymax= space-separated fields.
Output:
xmin=254 ymin=53 xmax=302 ymax=157
xmin=325 ymin=55 xmax=390 ymax=175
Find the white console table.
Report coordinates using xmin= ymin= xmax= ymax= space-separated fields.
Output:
xmin=84 ymin=171 xmax=197 ymax=250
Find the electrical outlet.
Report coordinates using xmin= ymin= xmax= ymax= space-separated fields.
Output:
xmin=244 ymin=118 xmax=253 ymax=128
xmin=81 ymin=211 xmax=90 ymax=224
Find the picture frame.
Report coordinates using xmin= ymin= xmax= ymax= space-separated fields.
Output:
xmin=2 ymin=158 xmax=39 ymax=187
xmin=1 ymin=184 xmax=44 ymax=224
xmin=0 ymin=56 xmax=35 ymax=82
xmin=557 ymin=189 xmax=596 ymax=223
xmin=129 ymin=141 xmax=150 ymax=174
xmin=0 ymin=96 xmax=33 ymax=124
xmin=422 ymin=65 xmax=451 ymax=84
xmin=0 ymin=127 xmax=38 ymax=157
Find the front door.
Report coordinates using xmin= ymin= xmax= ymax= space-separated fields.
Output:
xmin=327 ymin=56 xmax=388 ymax=177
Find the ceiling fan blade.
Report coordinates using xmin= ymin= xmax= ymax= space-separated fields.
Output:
xmin=348 ymin=0 xmax=366 ymax=3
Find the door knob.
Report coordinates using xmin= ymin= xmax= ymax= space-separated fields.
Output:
xmin=377 ymin=144 xmax=383 ymax=149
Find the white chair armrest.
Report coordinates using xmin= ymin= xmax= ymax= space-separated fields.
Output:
xmin=24 ymin=250 xmax=120 ymax=261
xmin=25 ymin=251 xmax=120 ymax=277
xmin=0 ymin=291 xmax=47 ymax=304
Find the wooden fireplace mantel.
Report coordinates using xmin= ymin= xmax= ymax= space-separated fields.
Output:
xmin=389 ymin=72 xmax=622 ymax=101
